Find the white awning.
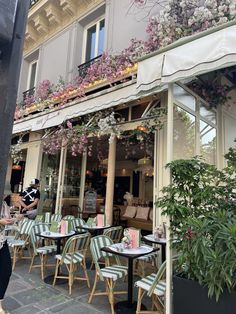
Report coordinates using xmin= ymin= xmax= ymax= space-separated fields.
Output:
xmin=137 ymin=23 xmax=236 ymax=93
xmin=13 ymin=82 xmax=151 ymax=134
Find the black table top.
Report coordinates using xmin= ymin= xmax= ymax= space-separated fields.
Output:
xmin=101 ymin=245 xmax=159 ymax=260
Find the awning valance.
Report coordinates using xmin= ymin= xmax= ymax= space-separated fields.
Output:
xmin=13 ymin=82 xmax=147 ymax=134
xmin=137 ymin=24 xmax=236 ymax=93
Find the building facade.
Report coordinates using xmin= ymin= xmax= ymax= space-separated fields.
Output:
xmin=9 ymin=0 xmax=236 ymax=228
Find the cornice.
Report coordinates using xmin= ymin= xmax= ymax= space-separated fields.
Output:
xmin=24 ymin=0 xmax=105 ymax=55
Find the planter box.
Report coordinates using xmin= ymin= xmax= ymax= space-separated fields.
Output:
xmin=173 ymin=275 xmax=236 ymax=314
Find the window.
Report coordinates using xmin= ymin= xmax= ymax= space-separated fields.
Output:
xmin=84 ymin=18 xmax=105 ymax=62
xmin=27 ymin=60 xmax=37 ymax=90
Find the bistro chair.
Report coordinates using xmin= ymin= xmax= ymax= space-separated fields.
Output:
xmin=8 ymin=218 xmax=35 ymax=269
xmin=44 ymin=212 xmax=51 ymax=223
xmin=51 ymin=213 xmax=62 ymax=223
xmin=103 ymin=226 xmax=123 ymax=243
xmin=71 ymin=217 xmax=86 ymax=232
xmin=135 ymin=248 xmax=160 ymax=277
xmin=88 ymin=235 xmax=128 ymax=314
xmin=135 ymin=257 xmax=177 ymax=314
xmin=53 ymin=232 xmax=91 ymax=294
xmin=63 ymin=215 xmax=75 ymax=220
xmin=29 ymin=223 xmax=57 ymax=279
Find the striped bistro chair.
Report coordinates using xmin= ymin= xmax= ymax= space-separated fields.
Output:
xmin=135 ymin=261 xmax=166 ymax=314
xmin=63 ymin=215 xmax=75 ymax=220
xmin=136 ymin=247 xmax=160 ymax=277
xmin=8 ymin=219 xmax=35 ymax=269
xmin=53 ymin=232 xmax=91 ymax=294
xmin=44 ymin=212 xmax=51 ymax=223
xmin=29 ymin=223 xmax=57 ymax=279
xmin=51 ymin=214 xmax=62 ymax=223
xmin=103 ymin=226 xmax=123 ymax=243
xmin=88 ymin=235 xmax=128 ymax=314
xmin=71 ymin=217 xmax=86 ymax=232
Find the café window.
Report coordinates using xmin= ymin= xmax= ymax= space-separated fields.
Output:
xmin=84 ymin=18 xmax=105 ymax=62
xmin=27 ymin=60 xmax=38 ymax=90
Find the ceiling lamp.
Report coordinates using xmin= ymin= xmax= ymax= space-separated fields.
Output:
xmin=136 ymin=157 xmax=154 ymax=177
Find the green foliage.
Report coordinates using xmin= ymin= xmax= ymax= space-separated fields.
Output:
xmin=157 ymin=151 xmax=236 ymax=301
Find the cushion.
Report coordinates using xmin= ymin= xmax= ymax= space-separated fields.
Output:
xmin=122 ymin=206 xmax=137 ymax=218
xmin=149 ymin=209 xmax=153 ymax=221
xmin=135 ymin=207 xmax=150 ymax=220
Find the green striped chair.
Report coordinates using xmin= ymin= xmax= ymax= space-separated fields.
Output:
xmin=51 ymin=214 xmax=62 ymax=223
xmin=103 ymin=226 xmax=123 ymax=243
xmin=63 ymin=215 xmax=75 ymax=220
xmin=53 ymin=232 xmax=91 ymax=294
xmin=88 ymin=235 xmax=128 ymax=314
xmin=29 ymin=223 xmax=57 ymax=279
xmin=135 ymin=257 xmax=178 ymax=314
xmin=8 ymin=218 xmax=35 ymax=269
xmin=71 ymin=217 xmax=86 ymax=232
xmin=136 ymin=247 xmax=160 ymax=277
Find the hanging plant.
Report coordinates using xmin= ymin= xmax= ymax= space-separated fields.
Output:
xmin=10 ymin=137 xmax=24 ymax=164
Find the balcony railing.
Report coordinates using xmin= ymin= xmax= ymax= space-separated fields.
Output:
xmin=77 ymin=55 xmax=102 ymax=78
xmin=23 ymin=87 xmax=35 ymax=102
xmin=30 ymin=0 xmax=40 ymax=8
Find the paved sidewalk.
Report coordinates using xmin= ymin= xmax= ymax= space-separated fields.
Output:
xmin=4 ymin=257 xmax=152 ymax=314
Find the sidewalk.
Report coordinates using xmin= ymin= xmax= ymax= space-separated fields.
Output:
xmin=5 ymin=257 xmax=151 ymax=314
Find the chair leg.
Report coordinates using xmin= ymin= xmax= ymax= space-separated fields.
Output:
xmin=106 ymin=279 xmax=115 ymax=314
xmin=53 ymin=259 xmax=60 ymax=286
xmin=29 ymin=254 xmax=35 ymax=273
xmin=40 ymin=254 xmax=45 ymax=280
xmin=12 ymin=247 xmax=17 ymax=270
xmin=68 ymin=263 xmax=74 ymax=295
xmin=88 ymin=274 xmax=98 ymax=304
xmin=82 ymin=259 xmax=90 ymax=288
xmin=136 ymin=287 xmax=142 ymax=314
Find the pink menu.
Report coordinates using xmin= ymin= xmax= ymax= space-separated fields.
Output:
xmin=128 ymin=228 xmax=141 ymax=248
xmin=97 ymin=214 xmax=106 ymax=227
xmin=60 ymin=220 xmax=68 ymax=235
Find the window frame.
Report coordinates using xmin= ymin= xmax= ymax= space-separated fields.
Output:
xmin=26 ymin=59 xmax=38 ymax=90
xmin=82 ymin=16 xmax=105 ymax=63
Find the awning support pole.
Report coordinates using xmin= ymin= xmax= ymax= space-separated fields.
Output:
xmin=79 ymin=149 xmax=87 ymax=214
xmin=105 ymin=136 xmax=117 ymax=225
xmin=166 ymin=83 xmax=174 ymax=314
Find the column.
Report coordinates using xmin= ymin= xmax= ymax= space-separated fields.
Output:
xmin=79 ymin=149 xmax=87 ymax=214
xmin=105 ymin=136 xmax=117 ymax=225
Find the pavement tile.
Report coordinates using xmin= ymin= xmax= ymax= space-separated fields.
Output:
xmin=11 ymin=304 xmax=44 ymax=314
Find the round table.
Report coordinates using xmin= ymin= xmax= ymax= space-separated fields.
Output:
xmin=76 ymin=224 xmax=111 ymax=236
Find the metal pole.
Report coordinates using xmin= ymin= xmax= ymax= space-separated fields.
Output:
xmin=166 ymin=83 xmax=174 ymax=314
xmin=0 ymin=0 xmax=30 ymax=207
xmin=79 ymin=149 xmax=87 ymax=213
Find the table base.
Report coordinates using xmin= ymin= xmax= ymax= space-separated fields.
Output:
xmin=44 ymin=274 xmax=68 ymax=285
xmin=115 ymin=301 xmax=146 ymax=313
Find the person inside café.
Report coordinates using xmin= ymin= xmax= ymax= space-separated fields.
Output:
xmin=19 ymin=178 xmax=40 ymax=219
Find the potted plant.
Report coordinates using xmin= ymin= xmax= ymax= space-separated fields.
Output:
xmin=156 ymin=148 xmax=236 ymax=314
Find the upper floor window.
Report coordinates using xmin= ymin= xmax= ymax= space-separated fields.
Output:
xmin=27 ymin=60 xmax=38 ymax=90
xmin=84 ymin=18 xmax=105 ymax=62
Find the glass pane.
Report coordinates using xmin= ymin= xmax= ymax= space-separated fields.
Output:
xmin=173 ymin=106 xmax=196 ymax=160
xmin=62 ymin=153 xmax=82 ymax=215
xmin=86 ymin=24 xmax=96 ymax=61
xmin=98 ymin=19 xmax=105 ymax=55
xmin=29 ymin=62 xmax=37 ymax=89
xmin=200 ymin=120 xmax=216 ymax=164
xmin=200 ymin=103 xmax=216 ymax=124
xmin=39 ymin=153 xmax=60 ymax=213
xmin=174 ymin=85 xmax=196 ymax=112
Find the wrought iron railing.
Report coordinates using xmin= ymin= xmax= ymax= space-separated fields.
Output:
xmin=77 ymin=55 xmax=102 ymax=78
xmin=30 ymin=0 xmax=40 ymax=8
xmin=23 ymin=87 xmax=35 ymax=101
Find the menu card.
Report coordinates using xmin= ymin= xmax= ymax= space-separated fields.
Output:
xmin=60 ymin=220 xmax=69 ymax=235
xmin=127 ymin=228 xmax=141 ymax=249
xmin=97 ymin=214 xmax=106 ymax=227
xmin=50 ymin=221 xmax=59 ymax=233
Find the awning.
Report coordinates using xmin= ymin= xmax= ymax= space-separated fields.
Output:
xmin=137 ymin=23 xmax=236 ymax=93
xmin=13 ymin=82 xmax=154 ymax=134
